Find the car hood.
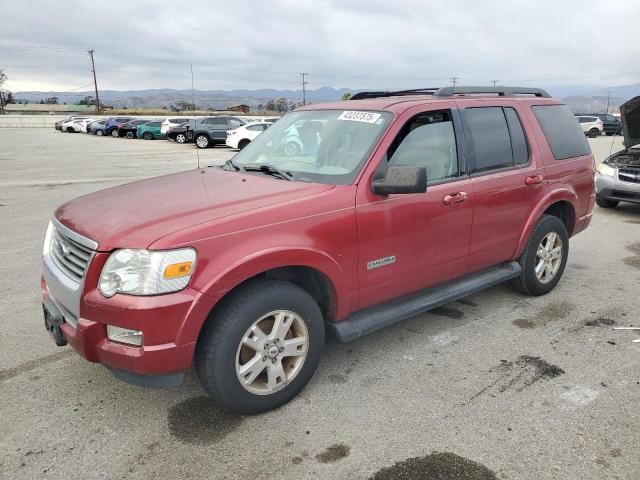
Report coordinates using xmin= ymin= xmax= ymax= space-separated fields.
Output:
xmin=54 ymin=168 xmax=335 ymax=251
xmin=620 ymin=96 xmax=640 ymax=149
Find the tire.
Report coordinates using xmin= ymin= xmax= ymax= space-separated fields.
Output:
xmin=238 ymin=139 xmax=250 ymax=150
xmin=175 ymin=133 xmax=186 ymax=144
xmin=96 ymin=129 xmax=104 ymax=136
xmin=606 ymin=132 xmax=613 ymax=136
xmin=111 ymin=129 xmax=119 ymax=138
xmin=195 ymin=278 xmax=324 ymax=415
xmin=125 ymin=131 xmax=135 ymax=139
xmin=596 ymin=197 xmax=619 ymax=209
xmin=283 ymin=141 xmax=299 ymax=156
xmin=511 ymin=214 xmax=569 ymax=296
xmin=195 ymin=134 xmax=210 ymax=149
xmin=142 ymin=131 xmax=153 ymax=140
xmin=66 ymin=127 xmax=74 ymax=133
xmin=588 ymin=128 xmax=600 ymax=138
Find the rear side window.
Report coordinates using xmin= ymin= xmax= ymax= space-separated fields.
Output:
xmin=463 ymin=107 xmax=513 ymax=172
xmin=533 ymin=105 xmax=590 ymax=159
xmin=504 ymin=108 xmax=529 ymax=165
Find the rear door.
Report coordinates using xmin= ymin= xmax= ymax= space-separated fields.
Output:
xmin=458 ymin=103 xmax=546 ymax=272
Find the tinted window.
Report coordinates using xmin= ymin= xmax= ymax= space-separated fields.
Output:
xmin=464 ymin=107 xmax=513 ymax=172
xmin=504 ymin=108 xmax=529 ymax=165
xmin=577 ymin=117 xmax=587 ymax=123
xmin=388 ymin=110 xmax=458 ymax=183
xmin=247 ymin=124 xmax=264 ymax=131
xmin=533 ymin=105 xmax=591 ymax=159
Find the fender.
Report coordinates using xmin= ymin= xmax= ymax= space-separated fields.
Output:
xmin=175 ymin=247 xmax=351 ymax=345
xmin=513 ymin=186 xmax=578 ymax=259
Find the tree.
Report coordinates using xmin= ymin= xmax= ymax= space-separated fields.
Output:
xmin=44 ymin=97 xmax=59 ymax=105
xmin=170 ymin=100 xmax=196 ymax=112
xmin=77 ymin=95 xmax=96 ymax=106
xmin=5 ymin=91 xmax=15 ymax=104
xmin=0 ymin=69 xmax=6 ymax=91
xmin=341 ymin=92 xmax=352 ymax=101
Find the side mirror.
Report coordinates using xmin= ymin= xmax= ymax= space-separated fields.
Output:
xmin=371 ymin=165 xmax=427 ymax=195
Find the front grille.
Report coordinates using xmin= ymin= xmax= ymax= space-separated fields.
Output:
xmin=618 ymin=168 xmax=640 ymax=184
xmin=50 ymin=228 xmax=93 ymax=281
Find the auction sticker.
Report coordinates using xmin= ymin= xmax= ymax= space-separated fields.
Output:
xmin=338 ymin=111 xmax=382 ymax=123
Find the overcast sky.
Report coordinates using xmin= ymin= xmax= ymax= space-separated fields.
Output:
xmin=0 ymin=0 xmax=638 ymax=93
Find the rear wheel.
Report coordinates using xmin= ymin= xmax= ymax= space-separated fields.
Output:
xmin=111 ymin=129 xmax=119 ymax=138
xmin=238 ymin=139 xmax=250 ymax=150
xmin=195 ymin=279 xmax=324 ymax=415
xmin=142 ymin=131 xmax=153 ymax=140
xmin=175 ymin=133 xmax=186 ymax=144
xmin=125 ymin=131 xmax=134 ymax=139
xmin=96 ymin=129 xmax=104 ymax=136
xmin=66 ymin=127 xmax=74 ymax=133
xmin=195 ymin=134 xmax=210 ymax=149
xmin=596 ymin=197 xmax=619 ymax=209
xmin=588 ymin=128 xmax=600 ymax=138
xmin=511 ymin=215 xmax=569 ymax=296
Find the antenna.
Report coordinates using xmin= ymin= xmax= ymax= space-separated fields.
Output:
xmin=191 ymin=64 xmax=200 ymax=170
xmin=300 ymin=73 xmax=309 ymax=105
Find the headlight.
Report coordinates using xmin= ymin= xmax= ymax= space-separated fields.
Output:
xmin=98 ymin=248 xmax=196 ymax=298
xmin=596 ymin=163 xmax=615 ymax=176
xmin=43 ymin=221 xmax=54 ymax=256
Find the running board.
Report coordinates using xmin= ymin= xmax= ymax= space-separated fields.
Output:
xmin=328 ymin=261 xmax=521 ymax=342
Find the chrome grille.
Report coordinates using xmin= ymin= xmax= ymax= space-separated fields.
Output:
xmin=618 ymin=167 xmax=640 ymax=184
xmin=50 ymin=228 xmax=93 ymax=281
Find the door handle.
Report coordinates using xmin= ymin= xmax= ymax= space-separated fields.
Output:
xmin=525 ymin=174 xmax=544 ymax=186
xmin=443 ymin=192 xmax=468 ymax=206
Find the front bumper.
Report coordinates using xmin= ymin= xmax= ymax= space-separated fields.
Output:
xmin=596 ymin=171 xmax=640 ymax=203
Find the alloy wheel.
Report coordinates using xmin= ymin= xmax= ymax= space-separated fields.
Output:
xmin=535 ymin=232 xmax=563 ymax=284
xmin=235 ymin=310 xmax=309 ymax=395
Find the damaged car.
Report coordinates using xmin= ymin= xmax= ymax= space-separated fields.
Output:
xmin=595 ymin=96 xmax=640 ymax=208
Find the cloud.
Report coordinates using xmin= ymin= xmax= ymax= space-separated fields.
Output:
xmin=0 ymin=0 xmax=638 ymax=92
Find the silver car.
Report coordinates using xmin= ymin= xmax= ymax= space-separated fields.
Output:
xmin=595 ymin=96 xmax=640 ymax=208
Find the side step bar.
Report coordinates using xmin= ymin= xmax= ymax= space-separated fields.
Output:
xmin=328 ymin=261 xmax=521 ymax=342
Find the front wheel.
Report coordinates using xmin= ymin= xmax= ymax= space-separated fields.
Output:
xmin=66 ymin=127 xmax=74 ymax=133
xmin=96 ymin=129 xmax=104 ymax=136
xmin=596 ymin=197 xmax=619 ymax=209
xmin=125 ymin=131 xmax=135 ymax=139
xmin=238 ymin=139 xmax=250 ymax=150
xmin=195 ymin=279 xmax=324 ymax=414
xmin=195 ymin=134 xmax=210 ymax=149
xmin=175 ymin=133 xmax=186 ymax=144
xmin=142 ymin=131 xmax=153 ymax=140
xmin=588 ymin=128 xmax=600 ymax=138
xmin=511 ymin=214 xmax=569 ymax=296
xmin=111 ymin=129 xmax=119 ymax=138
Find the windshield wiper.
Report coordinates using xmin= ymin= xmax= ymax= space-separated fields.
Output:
xmin=221 ymin=159 xmax=245 ymax=172
xmin=243 ymin=163 xmax=294 ymax=181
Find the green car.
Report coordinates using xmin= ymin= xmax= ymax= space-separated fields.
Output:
xmin=136 ymin=121 xmax=164 ymax=140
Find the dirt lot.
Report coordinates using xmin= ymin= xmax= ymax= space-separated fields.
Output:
xmin=0 ymin=130 xmax=638 ymax=480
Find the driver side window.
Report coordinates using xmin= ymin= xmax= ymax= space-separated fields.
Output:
xmin=387 ymin=110 xmax=459 ymax=183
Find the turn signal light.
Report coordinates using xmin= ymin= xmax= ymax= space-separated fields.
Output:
xmin=163 ymin=261 xmax=193 ymax=279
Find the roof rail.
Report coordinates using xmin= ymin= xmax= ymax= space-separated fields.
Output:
xmin=350 ymin=88 xmax=439 ymax=100
xmin=350 ymin=86 xmax=551 ymax=100
xmin=434 ymin=86 xmax=551 ymax=98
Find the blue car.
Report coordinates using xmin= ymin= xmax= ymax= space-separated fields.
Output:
xmin=104 ymin=116 xmax=133 ymax=137
xmin=89 ymin=120 xmax=107 ymax=136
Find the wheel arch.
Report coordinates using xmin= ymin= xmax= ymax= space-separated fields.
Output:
xmin=514 ymin=190 xmax=578 ymax=259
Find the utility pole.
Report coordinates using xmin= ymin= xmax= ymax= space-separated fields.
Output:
xmin=491 ymin=80 xmax=500 ymax=87
xmin=451 ymin=76 xmax=458 ymax=93
xmin=88 ymin=49 xmax=101 ymax=114
xmin=606 ymin=89 xmax=611 ymax=114
xmin=0 ymin=91 xmax=5 ymax=114
xmin=300 ymin=73 xmax=309 ymax=105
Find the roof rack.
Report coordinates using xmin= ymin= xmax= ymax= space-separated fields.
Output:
xmin=351 ymin=86 xmax=551 ymax=100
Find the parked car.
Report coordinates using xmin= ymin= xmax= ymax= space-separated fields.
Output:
xmin=161 ymin=117 xmax=192 ymax=136
xmin=165 ymin=119 xmax=201 ymax=143
xmin=576 ymin=115 xmax=603 ymax=137
xmin=193 ymin=116 xmax=246 ymax=148
xmin=262 ymin=117 xmax=280 ymax=124
xmin=595 ymin=96 xmax=640 ymax=208
xmin=60 ymin=118 xmax=88 ymax=133
xmin=104 ymin=117 xmax=134 ymax=137
xmin=136 ymin=121 xmax=164 ymax=140
xmin=585 ymin=113 xmax=622 ymax=136
xmin=89 ymin=120 xmax=107 ymax=136
xmin=79 ymin=118 xmax=98 ymax=133
xmin=117 ymin=119 xmax=152 ymax=139
xmin=225 ymin=122 xmax=271 ymax=149
xmin=41 ymin=86 xmax=594 ymax=414
xmin=55 ymin=116 xmax=90 ymax=131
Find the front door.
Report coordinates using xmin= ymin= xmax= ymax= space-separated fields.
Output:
xmin=355 ymin=106 xmax=473 ymax=310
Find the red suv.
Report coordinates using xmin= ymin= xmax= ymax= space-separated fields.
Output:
xmin=41 ymin=86 xmax=595 ymax=414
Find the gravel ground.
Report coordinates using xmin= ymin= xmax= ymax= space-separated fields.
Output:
xmin=0 ymin=130 xmax=638 ymax=480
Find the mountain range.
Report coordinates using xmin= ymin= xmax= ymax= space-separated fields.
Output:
xmin=13 ymin=83 xmax=640 ymax=113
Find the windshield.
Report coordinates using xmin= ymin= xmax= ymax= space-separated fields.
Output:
xmin=229 ymin=109 xmax=392 ymax=185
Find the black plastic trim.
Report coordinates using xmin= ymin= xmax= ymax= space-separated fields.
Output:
xmin=107 ymin=367 xmax=185 ymax=389
xmin=328 ymin=261 xmax=522 ymax=342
